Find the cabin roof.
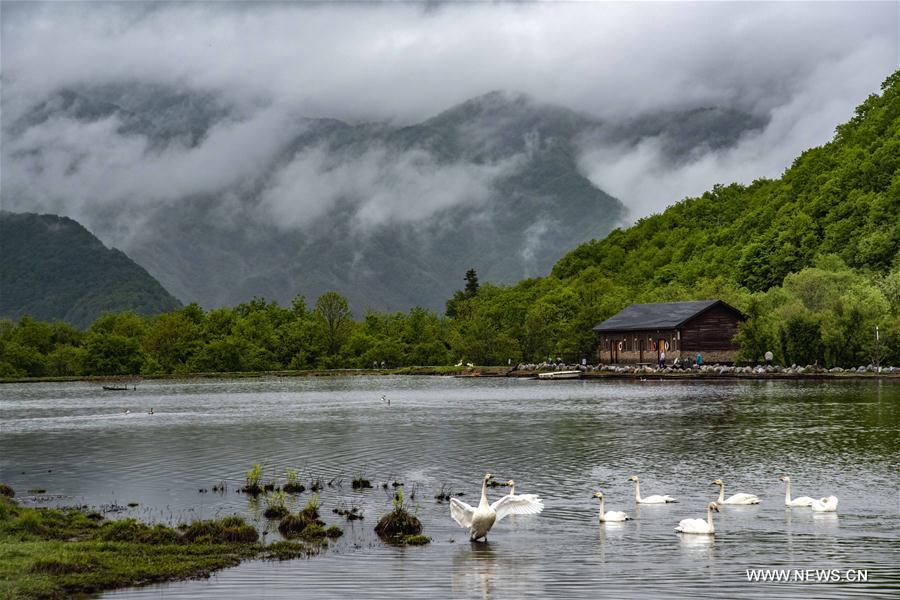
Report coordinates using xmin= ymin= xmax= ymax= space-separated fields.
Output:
xmin=592 ymin=300 xmax=741 ymax=332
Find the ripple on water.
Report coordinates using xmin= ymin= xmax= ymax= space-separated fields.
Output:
xmin=1 ymin=377 xmax=898 ymax=599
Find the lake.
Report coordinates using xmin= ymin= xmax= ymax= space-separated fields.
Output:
xmin=1 ymin=376 xmax=898 ymax=598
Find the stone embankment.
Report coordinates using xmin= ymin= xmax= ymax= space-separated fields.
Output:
xmin=515 ymin=362 xmax=900 ymax=378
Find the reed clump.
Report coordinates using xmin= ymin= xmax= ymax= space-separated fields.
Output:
xmin=374 ymin=490 xmax=426 ymax=545
xmin=283 ymin=468 xmax=305 ymax=494
xmin=263 ymin=490 xmax=289 ymax=519
xmin=278 ymin=494 xmax=324 ymax=538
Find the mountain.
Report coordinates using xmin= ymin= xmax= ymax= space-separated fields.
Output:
xmin=6 ymin=85 xmax=767 ymax=314
xmin=445 ymin=70 xmax=900 ymax=365
xmin=0 ymin=212 xmax=181 ymax=328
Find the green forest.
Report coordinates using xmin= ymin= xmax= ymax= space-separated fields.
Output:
xmin=1 ymin=71 xmax=898 ymax=378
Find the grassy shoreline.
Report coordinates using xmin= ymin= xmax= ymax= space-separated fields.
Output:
xmin=1 ymin=365 xmax=899 ymax=385
xmin=0 ymin=493 xmax=323 ymax=599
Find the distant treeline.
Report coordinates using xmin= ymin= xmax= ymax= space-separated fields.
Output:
xmin=2 ymin=72 xmax=898 ymax=377
xmin=1 ymin=255 xmax=897 ymax=379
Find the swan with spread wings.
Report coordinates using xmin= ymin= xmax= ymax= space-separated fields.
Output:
xmin=449 ymin=473 xmax=544 ymax=541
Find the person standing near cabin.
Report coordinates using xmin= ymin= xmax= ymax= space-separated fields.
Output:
xmin=696 ymin=353 xmax=703 ymax=366
xmin=658 ymin=349 xmax=666 ymax=369
xmin=764 ymin=350 xmax=773 ymax=366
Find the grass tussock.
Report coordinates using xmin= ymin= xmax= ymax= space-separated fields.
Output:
xmin=0 ymin=484 xmax=14 ymax=498
xmin=278 ymin=495 xmax=324 ymax=538
xmin=374 ymin=490 xmax=423 ymax=545
xmin=262 ymin=540 xmax=321 ymax=561
xmin=283 ymin=469 xmax=305 ymax=494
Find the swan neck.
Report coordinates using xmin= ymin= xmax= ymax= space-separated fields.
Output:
xmin=708 ymin=507 xmax=715 ymax=530
xmin=480 ymin=479 xmax=489 ymax=507
xmin=598 ymin=496 xmax=605 ymax=517
xmin=784 ymin=480 xmax=791 ymax=504
xmin=717 ymin=485 xmax=725 ymax=503
xmin=634 ymin=480 xmax=641 ymax=502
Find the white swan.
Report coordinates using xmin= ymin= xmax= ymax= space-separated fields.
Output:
xmin=450 ymin=473 xmax=544 ymax=541
xmin=628 ymin=475 xmax=677 ymax=503
xmin=675 ymin=502 xmax=719 ymax=534
xmin=500 ymin=480 xmax=540 ymax=504
xmin=712 ymin=479 xmax=759 ymax=505
xmin=779 ymin=476 xmax=815 ymax=507
xmin=811 ymin=495 xmax=838 ymax=512
xmin=593 ymin=491 xmax=630 ymax=522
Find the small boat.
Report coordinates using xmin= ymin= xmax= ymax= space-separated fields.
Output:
xmin=538 ymin=370 xmax=582 ymax=380
xmin=102 ymin=385 xmax=129 ymax=391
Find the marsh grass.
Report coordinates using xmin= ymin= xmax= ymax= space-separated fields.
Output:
xmin=263 ymin=491 xmax=289 ymax=519
xmin=242 ymin=463 xmax=265 ymax=495
xmin=283 ymin=469 xmax=305 ymax=494
xmin=374 ymin=490 xmax=425 ymax=545
xmin=351 ymin=474 xmax=373 ymax=490
xmin=333 ymin=505 xmax=364 ymax=521
xmin=263 ymin=540 xmax=321 ymax=561
xmin=0 ymin=496 xmax=260 ymax=599
xmin=278 ymin=494 xmax=324 ymax=538
xmin=0 ymin=484 xmax=14 ymax=498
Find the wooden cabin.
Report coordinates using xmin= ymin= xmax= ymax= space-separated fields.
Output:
xmin=592 ymin=300 xmax=745 ymax=364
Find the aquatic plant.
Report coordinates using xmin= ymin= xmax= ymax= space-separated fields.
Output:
xmin=263 ymin=540 xmax=321 ymax=561
xmin=180 ymin=516 xmax=259 ymax=544
xmin=325 ymin=525 xmax=343 ymax=538
xmin=0 ymin=484 xmax=14 ymax=498
xmin=333 ymin=505 xmax=364 ymax=521
xmin=401 ymin=534 xmax=430 ymax=546
xmin=299 ymin=523 xmax=327 ymax=541
xmin=375 ymin=490 xmax=423 ymax=544
xmin=351 ymin=474 xmax=373 ymax=489
xmin=242 ymin=463 xmax=264 ymax=495
xmin=283 ymin=469 xmax=305 ymax=493
xmin=278 ymin=494 xmax=324 ymax=538
xmin=263 ymin=490 xmax=289 ymax=519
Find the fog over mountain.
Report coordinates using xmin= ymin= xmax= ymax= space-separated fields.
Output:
xmin=1 ymin=2 xmax=896 ymax=311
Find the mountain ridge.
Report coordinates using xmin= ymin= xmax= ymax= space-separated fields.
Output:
xmin=0 ymin=211 xmax=182 ymax=328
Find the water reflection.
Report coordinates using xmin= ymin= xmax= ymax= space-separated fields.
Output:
xmin=452 ymin=543 xmax=498 ymax=599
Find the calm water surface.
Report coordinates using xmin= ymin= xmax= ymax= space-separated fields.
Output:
xmin=1 ymin=376 xmax=898 ymax=598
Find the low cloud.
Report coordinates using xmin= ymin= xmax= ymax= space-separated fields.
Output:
xmin=258 ymin=145 xmax=520 ymax=232
xmin=1 ymin=1 xmax=896 ymax=235
xmin=578 ymin=36 xmax=896 ymax=219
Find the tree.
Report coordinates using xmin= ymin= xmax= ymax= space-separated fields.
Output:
xmin=83 ymin=333 xmax=145 ymax=375
xmin=315 ymin=291 xmax=353 ymax=356
xmin=465 ymin=268 xmax=480 ymax=297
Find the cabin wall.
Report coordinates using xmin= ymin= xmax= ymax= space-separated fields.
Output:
xmin=598 ymin=329 xmax=680 ymax=364
xmin=679 ymin=305 xmax=742 ymax=352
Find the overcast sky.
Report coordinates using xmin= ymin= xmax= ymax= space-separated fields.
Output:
xmin=2 ymin=1 xmax=898 ymax=229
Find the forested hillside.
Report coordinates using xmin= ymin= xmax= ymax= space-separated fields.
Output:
xmin=453 ymin=70 xmax=900 ymax=367
xmin=0 ymin=212 xmax=181 ymax=328
xmin=1 ymin=71 xmax=897 ymax=378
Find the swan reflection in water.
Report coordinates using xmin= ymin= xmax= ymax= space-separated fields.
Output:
xmin=451 ymin=542 xmax=540 ymax=600
xmin=678 ymin=530 xmax=717 ymax=560
xmin=451 ymin=543 xmax=497 ymax=600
